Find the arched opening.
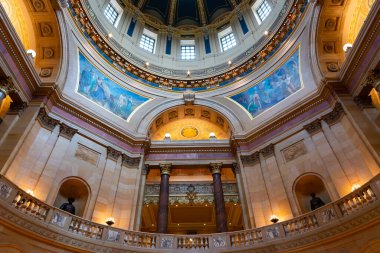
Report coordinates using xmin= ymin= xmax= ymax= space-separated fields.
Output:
xmin=53 ymin=177 xmax=90 ymax=217
xmin=149 ymin=105 xmax=231 ymax=141
xmin=294 ymin=174 xmax=331 ymax=213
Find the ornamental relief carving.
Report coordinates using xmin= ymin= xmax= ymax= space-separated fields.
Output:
xmin=282 ymin=141 xmax=307 ymax=162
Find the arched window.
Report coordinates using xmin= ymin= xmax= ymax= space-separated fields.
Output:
xmin=293 ymin=174 xmax=331 ymax=213
xmin=53 ymin=177 xmax=90 ymax=217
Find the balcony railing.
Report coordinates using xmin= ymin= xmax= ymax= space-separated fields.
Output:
xmin=0 ymin=174 xmax=379 ymax=252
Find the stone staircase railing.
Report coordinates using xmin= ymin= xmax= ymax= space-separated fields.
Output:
xmin=0 ymin=174 xmax=380 ymax=252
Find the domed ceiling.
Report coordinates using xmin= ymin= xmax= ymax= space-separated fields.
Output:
xmin=126 ymin=0 xmax=238 ymax=27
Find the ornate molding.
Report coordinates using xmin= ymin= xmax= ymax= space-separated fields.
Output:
xmin=122 ymin=153 xmax=140 ymax=167
xmin=303 ymin=119 xmax=322 ymax=134
xmin=7 ymin=101 xmax=27 ymax=115
xmin=59 ymin=123 xmax=78 ymax=140
xmin=260 ymin=144 xmax=275 ymax=158
xmin=321 ymin=102 xmax=345 ymax=125
xmin=240 ymin=151 xmax=260 ymax=166
xmin=37 ymin=108 xmax=60 ymax=131
xmin=159 ymin=163 xmax=172 ymax=175
xmin=209 ymin=162 xmax=223 ymax=174
xmin=142 ymin=164 xmax=150 ymax=175
xmin=107 ymin=146 xmax=122 ymax=160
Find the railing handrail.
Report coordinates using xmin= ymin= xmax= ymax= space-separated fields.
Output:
xmin=0 ymin=173 xmax=380 ymax=252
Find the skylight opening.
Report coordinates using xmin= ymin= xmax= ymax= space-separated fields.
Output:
xmin=220 ymin=33 xmax=237 ymax=52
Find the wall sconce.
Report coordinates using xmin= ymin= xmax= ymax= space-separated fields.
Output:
xmin=105 ymin=217 xmax=115 ymax=226
xmin=187 ymin=70 xmax=191 ymax=77
xmin=351 ymin=184 xmax=361 ymax=191
xmin=209 ymin=132 xmax=216 ymax=139
xmin=270 ymin=214 xmax=279 ymax=223
xmin=164 ymin=133 xmax=171 ymax=140
xmin=145 ymin=62 xmax=150 ymax=67
xmin=107 ymin=33 xmax=113 ymax=38
xmin=343 ymin=43 xmax=353 ymax=54
xmin=264 ymin=30 xmax=270 ymax=36
xmin=26 ymin=49 xmax=36 ymax=64
xmin=228 ymin=60 xmax=232 ymax=66
xmin=26 ymin=189 xmax=34 ymax=196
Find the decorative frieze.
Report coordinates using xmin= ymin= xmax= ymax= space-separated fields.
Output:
xmin=106 ymin=146 xmax=122 ymax=160
xmin=122 ymin=153 xmax=140 ymax=167
xmin=37 ymin=108 xmax=60 ymax=130
xmin=59 ymin=123 xmax=78 ymax=140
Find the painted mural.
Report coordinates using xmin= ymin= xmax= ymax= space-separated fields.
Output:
xmin=229 ymin=49 xmax=302 ymax=118
xmin=77 ymin=52 xmax=149 ymax=121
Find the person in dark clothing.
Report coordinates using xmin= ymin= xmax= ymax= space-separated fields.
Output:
xmin=60 ymin=197 xmax=76 ymax=215
xmin=310 ymin=193 xmax=325 ymax=210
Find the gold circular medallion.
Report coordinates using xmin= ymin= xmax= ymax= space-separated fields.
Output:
xmin=181 ymin=126 xmax=199 ymax=138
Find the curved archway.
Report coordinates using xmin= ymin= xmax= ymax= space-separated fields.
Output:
xmin=293 ymin=173 xmax=331 ymax=213
xmin=148 ymin=105 xmax=232 ymax=141
xmin=53 ymin=177 xmax=90 ymax=217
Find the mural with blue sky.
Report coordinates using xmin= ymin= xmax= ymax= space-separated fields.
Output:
xmin=77 ymin=52 xmax=149 ymax=121
xmin=229 ymin=49 xmax=302 ymax=118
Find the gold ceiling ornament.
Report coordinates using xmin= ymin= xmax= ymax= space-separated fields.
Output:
xmin=159 ymin=163 xmax=172 ymax=175
xmin=209 ymin=163 xmax=223 ymax=174
xmin=181 ymin=126 xmax=199 ymax=138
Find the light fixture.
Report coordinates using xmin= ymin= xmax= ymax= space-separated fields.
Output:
xmin=26 ymin=49 xmax=36 ymax=59
xmin=209 ymin=132 xmax=216 ymax=139
xmin=187 ymin=70 xmax=191 ymax=77
xmin=352 ymin=184 xmax=361 ymax=191
xmin=26 ymin=189 xmax=34 ymax=196
xmin=228 ymin=60 xmax=232 ymax=65
xmin=264 ymin=30 xmax=269 ymax=36
xmin=270 ymin=214 xmax=279 ymax=223
xmin=343 ymin=43 xmax=353 ymax=52
xmin=164 ymin=133 xmax=171 ymax=140
xmin=107 ymin=33 xmax=113 ymax=38
xmin=145 ymin=62 xmax=150 ymax=67
xmin=105 ymin=217 xmax=115 ymax=226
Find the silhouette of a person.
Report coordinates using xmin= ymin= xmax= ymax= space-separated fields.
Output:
xmin=60 ymin=197 xmax=76 ymax=215
xmin=310 ymin=193 xmax=325 ymax=210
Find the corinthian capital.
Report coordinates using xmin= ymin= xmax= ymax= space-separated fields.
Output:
xmin=209 ymin=163 xmax=223 ymax=174
xmin=159 ymin=163 xmax=172 ymax=175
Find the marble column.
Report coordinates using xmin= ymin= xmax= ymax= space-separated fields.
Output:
xmin=210 ymin=162 xmax=228 ymax=233
xmin=157 ymin=163 xmax=171 ymax=233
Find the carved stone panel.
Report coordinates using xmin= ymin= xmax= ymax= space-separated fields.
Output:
xmin=282 ymin=141 xmax=307 ymax=162
xmin=75 ymin=144 xmax=100 ymax=166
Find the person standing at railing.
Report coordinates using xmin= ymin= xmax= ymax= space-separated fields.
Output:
xmin=310 ymin=193 xmax=325 ymax=211
xmin=60 ymin=197 xmax=76 ymax=215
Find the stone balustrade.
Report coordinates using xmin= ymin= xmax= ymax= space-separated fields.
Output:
xmin=0 ymin=174 xmax=380 ymax=252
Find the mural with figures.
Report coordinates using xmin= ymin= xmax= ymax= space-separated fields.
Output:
xmin=77 ymin=52 xmax=149 ymax=121
xmin=229 ymin=49 xmax=302 ymax=118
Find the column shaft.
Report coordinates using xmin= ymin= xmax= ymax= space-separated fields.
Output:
xmin=157 ymin=164 xmax=171 ymax=233
xmin=210 ymin=163 xmax=227 ymax=233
